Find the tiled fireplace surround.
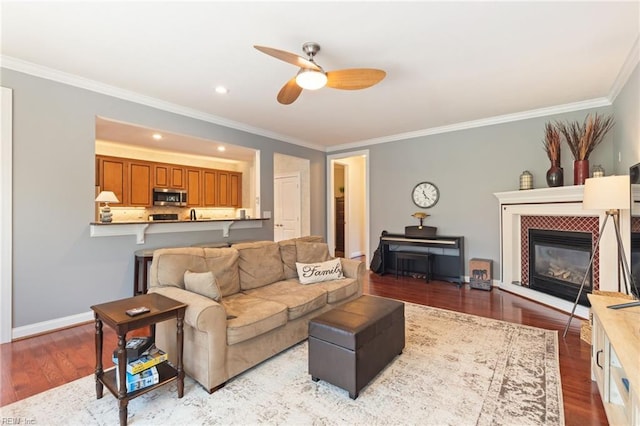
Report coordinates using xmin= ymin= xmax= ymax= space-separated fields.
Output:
xmin=495 ymin=186 xmax=632 ymax=319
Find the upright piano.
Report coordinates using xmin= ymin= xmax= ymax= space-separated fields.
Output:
xmin=379 ymin=231 xmax=465 ymax=286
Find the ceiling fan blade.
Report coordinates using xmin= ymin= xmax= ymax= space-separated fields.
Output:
xmin=326 ymin=69 xmax=386 ymax=90
xmin=277 ymin=77 xmax=303 ymax=105
xmin=254 ymin=45 xmax=321 ymax=71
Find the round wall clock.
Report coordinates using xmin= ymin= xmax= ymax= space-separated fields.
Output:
xmin=412 ymin=182 xmax=439 ymax=208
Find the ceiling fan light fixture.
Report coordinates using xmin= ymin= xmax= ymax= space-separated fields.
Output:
xmin=295 ymin=68 xmax=327 ymax=90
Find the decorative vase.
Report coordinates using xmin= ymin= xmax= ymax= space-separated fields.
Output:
xmin=573 ymin=160 xmax=589 ymax=185
xmin=592 ymin=164 xmax=605 ymax=178
xmin=519 ymin=170 xmax=533 ymax=190
xmin=546 ymin=162 xmax=564 ymax=187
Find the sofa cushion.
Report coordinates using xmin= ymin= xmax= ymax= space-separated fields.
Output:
xmin=314 ymin=277 xmax=360 ymax=303
xmin=152 ymin=248 xmax=208 ymax=289
xmin=221 ymin=293 xmax=288 ymax=345
xmin=279 ymin=236 xmax=326 ymax=279
xmin=245 ymin=280 xmax=327 ymax=320
xmin=203 ymin=247 xmax=240 ymax=296
xmin=184 ymin=270 xmax=221 ymax=302
xmin=295 ymin=240 xmax=331 ymax=264
xmin=296 ymin=258 xmax=344 ymax=284
xmin=233 ymin=241 xmax=285 ymax=290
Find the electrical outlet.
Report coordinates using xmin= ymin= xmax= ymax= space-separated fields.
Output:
xmin=263 ymin=211 xmax=271 ymax=219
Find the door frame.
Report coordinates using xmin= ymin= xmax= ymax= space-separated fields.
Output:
xmin=326 ymin=150 xmax=369 ymax=264
xmin=1 ymin=87 xmax=13 ymax=343
xmin=332 ymin=162 xmax=349 ymax=257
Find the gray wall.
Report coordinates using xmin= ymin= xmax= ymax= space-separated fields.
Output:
xmin=359 ymin=62 xmax=638 ymax=278
xmin=613 ymin=64 xmax=640 ymax=173
xmin=363 ymin=107 xmax=615 ymax=278
xmin=2 ymin=68 xmax=326 ymax=328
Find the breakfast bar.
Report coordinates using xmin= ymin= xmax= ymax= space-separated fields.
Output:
xmin=89 ymin=218 xmax=269 ymax=244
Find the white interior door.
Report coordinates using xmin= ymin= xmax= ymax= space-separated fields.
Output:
xmin=274 ymin=174 xmax=301 ymax=241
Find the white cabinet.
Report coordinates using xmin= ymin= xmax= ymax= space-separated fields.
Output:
xmin=589 ymin=294 xmax=640 ymax=425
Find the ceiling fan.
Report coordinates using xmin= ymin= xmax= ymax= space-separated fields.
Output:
xmin=254 ymin=42 xmax=386 ymax=105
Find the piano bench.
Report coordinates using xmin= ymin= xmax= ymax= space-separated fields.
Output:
xmin=395 ymin=252 xmax=434 ymax=282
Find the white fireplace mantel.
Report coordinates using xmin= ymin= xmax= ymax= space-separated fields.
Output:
xmin=495 ymin=186 xmax=631 ymax=319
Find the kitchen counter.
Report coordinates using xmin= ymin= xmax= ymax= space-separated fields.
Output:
xmin=90 ymin=218 xmax=269 ymax=244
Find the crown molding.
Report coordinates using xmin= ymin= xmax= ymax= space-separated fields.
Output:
xmin=608 ymin=36 xmax=640 ymax=102
xmin=0 ymin=56 xmax=325 ymax=152
xmin=1 ymin=55 xmax=623 ymax=155
xmin=327 ymin=97 xmax=612 ymax=152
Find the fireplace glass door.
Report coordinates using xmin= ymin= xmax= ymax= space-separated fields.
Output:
xmin=529 ymin=229 xmax=593 ymax=306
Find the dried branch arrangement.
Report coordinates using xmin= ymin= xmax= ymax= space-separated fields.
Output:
xmin=543 ymin=122 xmax=561 ymax=163
xmin=555 ymin=113 xmax=615 ymax=161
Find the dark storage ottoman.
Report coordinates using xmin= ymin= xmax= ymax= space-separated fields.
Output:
xmin=308 ymin=295 xmax=405 ymax=399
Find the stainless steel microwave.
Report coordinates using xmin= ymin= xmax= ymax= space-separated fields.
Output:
xmin=153 ymin=188 xmax=187 ymax=206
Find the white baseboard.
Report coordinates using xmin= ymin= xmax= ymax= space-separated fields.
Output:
xmin=349 ymin=251 xmax=364 ymax=259
xmin=12 ymin=311 xmax=93 ymax=340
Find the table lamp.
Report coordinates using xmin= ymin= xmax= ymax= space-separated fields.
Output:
xmin=95 ymin=191 xmax=119 ymax=223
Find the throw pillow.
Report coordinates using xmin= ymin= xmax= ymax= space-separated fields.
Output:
xmin=296 ymin=258 xmax=344 ymax=284
xmin=184 ymin=270 xmax=221 ymax=302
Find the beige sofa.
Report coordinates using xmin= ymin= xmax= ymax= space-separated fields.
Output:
xmin=148 ymin=236 xmax=365 ymax=393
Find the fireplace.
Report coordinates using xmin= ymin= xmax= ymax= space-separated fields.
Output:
xmin=528 ymin=229 xmax=593 ymax=306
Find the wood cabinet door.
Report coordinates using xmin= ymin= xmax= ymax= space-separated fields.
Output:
xmin=154 ymin=164 xmax=169 ymax=188
xmin=129 ymin=161 xmax=152 ymax=206
xmin=98 ymin=156 xmax=126 ymax=205
xmin=170 ymin=166 xmax=185 ymax=189
xmin=202 ymin=170 xmax=217 ymax=206
xmin=186 ymin=169 xmax=201 ymax=206
xmin=230 ymin=172 xmax=241 ymax=207
xmin=218 ymin=171 xmax=230 ymax=206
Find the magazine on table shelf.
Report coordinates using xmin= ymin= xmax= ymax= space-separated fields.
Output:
xmin=112 ymin=345 xmax=168 ymax=375
xmin=115 ymin=365 xmax=160 ymax=392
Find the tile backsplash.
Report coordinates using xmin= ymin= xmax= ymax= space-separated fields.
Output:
xmin=108 ymin=206 xmax=243 ymax=222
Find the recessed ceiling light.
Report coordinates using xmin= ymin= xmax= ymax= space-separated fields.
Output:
xmin=217 ymin=146 xmax=226 ymax=152
xmin=215 ymin=86 xmax=229 ymax=95
xmin=152 ymin=133 xmax=162 ymax=140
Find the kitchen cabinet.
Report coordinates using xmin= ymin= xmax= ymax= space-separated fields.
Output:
xmin=96 ymin=155 xmax=241 ymax=208
xmin=202 ymin=170 xmax=218 ymax=207
xmin=129 ymin=161 xmax=152 ymax=206
xmin=218 ymin=171 xmax=242 ymax=207
xmin=97 ymin=156 xmax=126 ymax=206
xmin=185 ymin=168 xmax=202 ymax=207
xmin=171 ymin=167 xmax=185 ymax=189
xmin=154 ymin=164 xmax=185 ymax=189
xmin=230 ymin=172 xmax=241 ymax=207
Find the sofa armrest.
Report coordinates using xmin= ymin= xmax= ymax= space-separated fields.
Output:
xmin=148 ymin=286 xmax=227 ymax=334
xmin=340 ymin=258 xmax=365 ymax=280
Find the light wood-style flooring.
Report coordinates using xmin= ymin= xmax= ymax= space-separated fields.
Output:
xmin=0 ymin=273 xmax=606 ymax=425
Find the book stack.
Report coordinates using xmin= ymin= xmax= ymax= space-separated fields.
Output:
xmin=112 ymin=337 xmax=168 ymax=392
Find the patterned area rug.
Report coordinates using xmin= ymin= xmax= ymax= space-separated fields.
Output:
xmin=0 ymin=302 xmax=564 ymax=425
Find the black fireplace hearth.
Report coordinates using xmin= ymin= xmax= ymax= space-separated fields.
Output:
xmin=529 ymin=229 xmax=593 ymax=306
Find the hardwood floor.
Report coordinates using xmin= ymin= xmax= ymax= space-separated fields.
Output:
xmin=0 ymin=273 xmax=607 ymax=425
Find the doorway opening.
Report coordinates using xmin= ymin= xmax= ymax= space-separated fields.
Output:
xmin=327 ymin=150 xmax=369 ymax=265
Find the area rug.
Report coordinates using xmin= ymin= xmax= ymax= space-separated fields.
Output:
xmin=0 ymin=302 xmax=564 ymax=425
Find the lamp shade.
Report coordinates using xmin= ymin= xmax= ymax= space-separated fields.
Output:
xmin=582 ymin=175 xmax=630 ymax=211
xmin=95 ymin=191 xmax=119 ymax=203
xmin=295 ymin=69 xmax=327 ymax=90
